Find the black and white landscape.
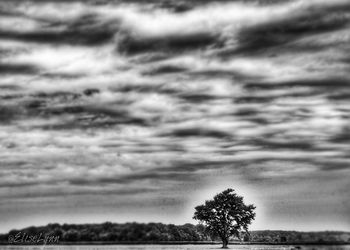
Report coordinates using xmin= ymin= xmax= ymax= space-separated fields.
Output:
xmin=0 ymin=0 xmax=350 ymax=236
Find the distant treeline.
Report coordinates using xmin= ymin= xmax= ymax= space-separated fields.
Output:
xmin=1 ymin=222 xmax=349 ymax=244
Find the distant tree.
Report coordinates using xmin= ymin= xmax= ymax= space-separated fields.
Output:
xmin=193 ymin=188 xmax=256 ymax=248
xmin=63 ymin=229 xmax=80 ymax=241
xmin=243 ymin=233 xmax=251 ymax=242
xmin=280 ymin=235 xmax=287 ymax=242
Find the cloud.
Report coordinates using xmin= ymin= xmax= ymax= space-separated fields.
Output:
xmin=0 ymin=0 xmax=350 ymax=232
xmin=0 ymin=63 xmax=39 ymax=75
xmin=0 ymin=21 xmax=115 ymax=46
xmin=232 ymin=4 xmax=350 ymax=54
xmin=0 ymin=105 xmax=22 ymax=124
xmin=161 ymin=127 xmax=232 ymax=139
xmin=244 ymin=78 xmax=350 ymax=91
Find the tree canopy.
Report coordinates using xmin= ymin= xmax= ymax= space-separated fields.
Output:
xmin=193 ymin=188 xmax=256 ymax=248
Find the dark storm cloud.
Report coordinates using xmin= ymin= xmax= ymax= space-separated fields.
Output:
xmin=0 ymin=85 xmax=20 ymax=90
xmin=0 ymin=88 xmax=152 ymax=129
xmin=0 ymin=63 xmax=39 ymax=75
xmin=331 ymin=127 xmax=350 ymax=143
xmin=234 ymin=17 xmax=349 ymax=55
xmin=327 ymin=91 xmax=350 ymax=101
xmin=143 ymin=65 xmax=188 ymax=75
xmin=117 ymin=32 xmax=217 ymax=55
xmin=319 ymin=161 xmax=350 ymax=172
xmin=31 ymin=91 xmax=81 ymax=100
xmin=0 ymin=13 xmax=116 ymax=46
xmin=244 ymin=78 xmax=350 ymax=90
xmin=234 ymin=95 xmax=274 ymax=104
xmin=179 ymin=93 xmax=228 ymax=103
xmin=224 ymin=2 xmax=350 ymax=55
xmin=0 ymin=105 xmax=22 ymax=123
xmin=110 ymin=84 xmax=168 ymax=94
xmin=0 ymin=181 xmax=42 ymax=188
xmin=253 ymin=139 xmax=314 ymax=150
xmin=116 ymin=0 xmax=350 ymax=56
xmin=0 ymin=28 xmax=113 ymax=47
xmin=161 ymin=127 xmax=232 ymax=139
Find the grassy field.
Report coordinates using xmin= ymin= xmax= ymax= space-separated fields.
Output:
xmin=2 ymin=245 xmax=350 ymax=250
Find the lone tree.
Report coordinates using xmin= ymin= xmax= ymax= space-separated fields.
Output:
xmin=193 ymin=188 xmax=256 ymax=248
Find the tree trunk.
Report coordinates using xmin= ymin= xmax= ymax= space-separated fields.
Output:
xmin=221 ymin=237 xmax=229 ymax=248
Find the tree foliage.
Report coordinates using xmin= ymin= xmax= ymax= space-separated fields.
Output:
xmin=193 ymin=188 xmax=256 ymax=248
xmin=0 ymin=222 xmax=212 ymax=243
xmin=0 ymin=222 xmax=348 ymax=244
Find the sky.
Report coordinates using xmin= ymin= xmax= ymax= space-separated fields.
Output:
xmin=0 ymin=0 xmax=350 ymax=233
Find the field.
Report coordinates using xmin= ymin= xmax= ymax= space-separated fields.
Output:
xmin=2 ymin=245 xmax=350 ymax=250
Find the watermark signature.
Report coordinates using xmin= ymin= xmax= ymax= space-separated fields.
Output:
xmin=8 ymin=231 xmax=59 ymax=245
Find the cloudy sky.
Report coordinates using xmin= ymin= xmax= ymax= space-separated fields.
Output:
xmin=0 ymin=0 xmax=350 ymax=233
